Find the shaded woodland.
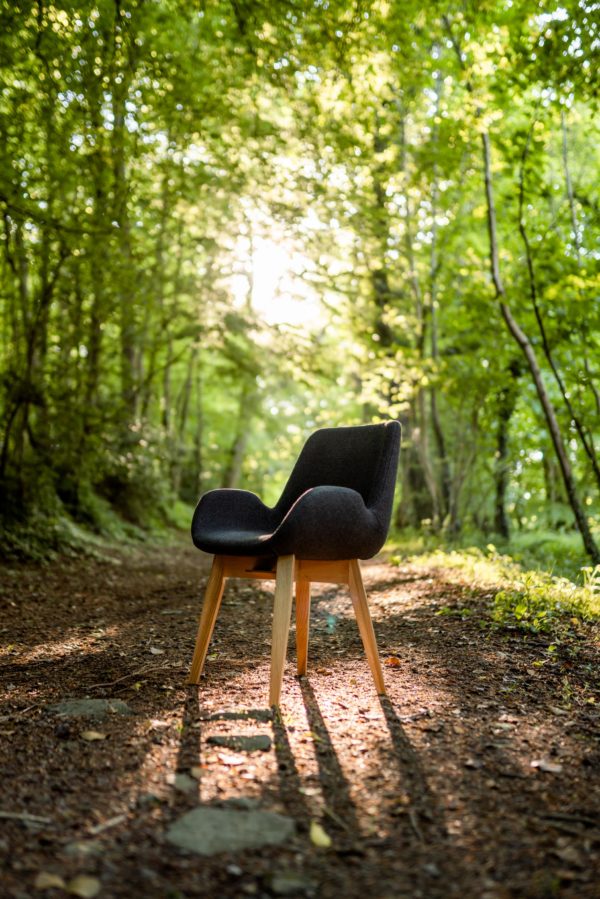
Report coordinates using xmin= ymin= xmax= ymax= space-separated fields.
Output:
xmin=0 ymin=0 xmax=598 ymax=567
xmin=1 ymin=7 xmax=600 ymax=897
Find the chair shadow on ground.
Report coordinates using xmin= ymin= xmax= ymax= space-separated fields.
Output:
xmin=175 ymin=688 xmax=203 ymax=784
xmin=378 ymin=694 xmax=448 ymax=845
xmin=291 ymin=677 xmax=465 ymax=888
xmin=297 ymin=678 xmax=362 ymax=840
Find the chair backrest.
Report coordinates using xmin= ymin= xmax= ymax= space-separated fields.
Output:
xmin=274 ymin=421 xmax=401 ymax=523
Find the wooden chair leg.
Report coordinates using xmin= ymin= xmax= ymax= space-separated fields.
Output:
xmin=295 ymin=580 xmax=311 ymax=676
xmin=269 ymin=554 xmax=295 ymax=706
xmin=348 ymin=559 xmax=386 ymax=695
xmin=187 ymin=555 xmax=226 ymax=684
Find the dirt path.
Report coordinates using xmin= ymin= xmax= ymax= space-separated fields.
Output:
xmin=0 ymin=541 xmax=599 ymax=898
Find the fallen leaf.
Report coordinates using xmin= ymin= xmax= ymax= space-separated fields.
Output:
xmin=35 ymin=872 xmax=66 ymax=890
xmin=149 ymin=647 xmax=164 ymax=655
xmin=88 ymin=814 xmax=126 ymax=836
xmin=218 ymin=752 xmax=246 ymax=766
xmin=149 ymin=719 xmax=170 ymax=730
xmin=81 ymin=731 xmax=106 ymax=742
xmin=190 ymin=766 xmax=203 ymax=780
xmin=310 ymin=820 xmax=332 ymax=848
xmin=530 ymin=758 xmax=563 ymax=774
xmin=554 ymin=845 xmax=583 ymax=865
xmin=554 ymin=868 xmax=579 ymax=881
xmin=299 ymin=786 xmax=321 ymax=797
xmin=66 ymin=875 xmax=101 ymax=898
xmin=385 ymin=656 xmax=402 ymax=668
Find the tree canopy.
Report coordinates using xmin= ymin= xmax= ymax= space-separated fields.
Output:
xmin=0 ymin=0 xmax=598 ymax=566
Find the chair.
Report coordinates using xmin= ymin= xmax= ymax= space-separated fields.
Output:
xmin=188 ymin=421 xmax=401 ymax=706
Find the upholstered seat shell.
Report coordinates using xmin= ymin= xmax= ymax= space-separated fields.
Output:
xmin=191 ymin=421 xmax=400 ymax=560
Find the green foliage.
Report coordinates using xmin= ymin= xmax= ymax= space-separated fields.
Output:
xmin=505 ymin=530 xmax=591 ymax=582
xmin=0 ymin=1 xmax=598 ymax=560
xmin=493 ymin=567 xmax=599 ymax=632
xmin=391 ymin=539 xmax=600 ymax=634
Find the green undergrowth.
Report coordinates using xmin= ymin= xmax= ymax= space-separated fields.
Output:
xmin=0 ymin=497 xmax=194 ymax=562
xmin=387 ymin=527 xmax=593 ymax=582
xmin=389 ymin=534 xmax=600 ymax=633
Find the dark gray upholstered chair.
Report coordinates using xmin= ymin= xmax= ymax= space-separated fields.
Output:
xmin=188 ymin=421 xmax=401 ymax=706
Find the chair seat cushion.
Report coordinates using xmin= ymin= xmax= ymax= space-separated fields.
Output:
xmin=192 ymin=485 xmax=387 ymax=560
xmin=193 ymin=526 xmax=275 ymax=554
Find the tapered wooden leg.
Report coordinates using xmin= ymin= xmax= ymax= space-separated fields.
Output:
xmin=269 ymin=554 xmax=295 ymax=706
xmin=187 ymin=555 xmax=226 ymax=684
xmin=348 ymin=559 xmax=386 ymax=695
xmin=295 ymin=581 xmax=311 ymax=675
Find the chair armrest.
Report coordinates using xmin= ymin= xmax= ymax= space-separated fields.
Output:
xmin=270 ymin=486 xmax=386 ymax=560
xmin=191 ymin=489 xmax=276 ymax=542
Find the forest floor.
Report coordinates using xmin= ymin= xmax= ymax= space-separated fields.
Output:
xmin=0 ymin=539 xmax=599 ymax=899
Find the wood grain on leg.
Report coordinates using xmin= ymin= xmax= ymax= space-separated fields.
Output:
xmin=187 ymin=555 xmax=226 ymax=684
xmin=269 ymin=554 xmax=295 ymax=706
xmin=348 ymin=559 xmax=386 ymax=695
xmin=295 ymin=580 xmax=311 ymax=676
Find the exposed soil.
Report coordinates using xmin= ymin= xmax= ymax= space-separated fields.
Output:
xmin=0 ymin=539 xmax=599 ymax=898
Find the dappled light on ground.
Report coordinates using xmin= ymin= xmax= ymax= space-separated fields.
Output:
xmin=1 ymin=541 xmax=599 ymax=897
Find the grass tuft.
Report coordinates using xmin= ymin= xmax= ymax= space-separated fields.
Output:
xmin=389 ymin=538 xmax=600 ymax=633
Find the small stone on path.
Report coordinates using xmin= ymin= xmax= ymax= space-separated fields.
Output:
xmin=167 ymin=773 xmax=197 ymax=794
xmin=48 ymin=699 xmax=132 ymax=719
xmin=63 ymin=841 xmax=103 ymax=858
xmin=206 ymin=734 xmax=271 ymax=752
xmin=166 ymin=807 xmax=295 ymax=856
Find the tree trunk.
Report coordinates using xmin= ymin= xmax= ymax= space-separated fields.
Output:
xmin=221 ymin=381 xmax=256 ymax=489
xmin=394 ymin=410 xmax=434 ymax=528
xmin=494 ymin=367 xmax=519 ymax=539
xmin=111 ymin=64 xmax=137 ymax=421
xmin=428 ymin=81 xmax=450 ymax=522
xmin=482 ymin=132 xmax=600 ymax=564
xmin=171 ymin=346 xmax=197 ymax=493
xmin=398 ymin=113 xmax=441 ymax=527
xmin=519 ymin=133 xmax=600 ymax=490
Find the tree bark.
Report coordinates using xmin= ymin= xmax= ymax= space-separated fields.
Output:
xmin=428 ymin=74 xmax=450 ymax=522
xmin=482 ymin=132 xmax=600 ymax=564
xmin=221 ymin=381 xmax=257 ymax=489
xmin=397 ymin=112 xmax=441 ymax=527
xmin=519 ymin=133 xmax=600 ymax=490
xmin=494 ymin=366 xmax=520 ymax=539
xmin=110 ymin=9 xmax=138 ymax=421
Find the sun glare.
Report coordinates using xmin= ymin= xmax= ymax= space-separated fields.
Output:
xmin=230 ymin=232 xmax=324 ymax=328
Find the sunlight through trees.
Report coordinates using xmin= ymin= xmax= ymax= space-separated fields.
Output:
xmin=0 ymin=0 xmax=598 ymax=565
